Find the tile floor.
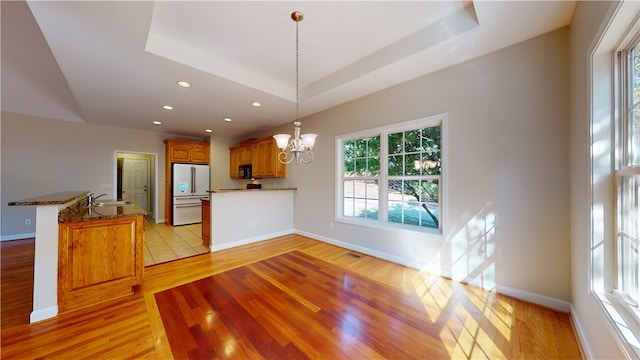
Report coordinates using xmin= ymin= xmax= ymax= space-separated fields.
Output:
xmin=143 ymin=220 xmax=210 ymax=266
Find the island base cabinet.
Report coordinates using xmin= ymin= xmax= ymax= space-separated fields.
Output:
xmin=58 ymin=215 xmax=144 ymax=313
xmin=201 ymin=199 xmax=210 ymax=248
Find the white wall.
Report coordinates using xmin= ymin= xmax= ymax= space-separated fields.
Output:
xmin=258 ymin=28 xmax=573 ymax=308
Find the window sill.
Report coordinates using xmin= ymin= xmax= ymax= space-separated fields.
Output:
xmin=336 ymin=216 xmax=444 ymax=239
xmin=594 ymin=290 xmax=640 ymax=358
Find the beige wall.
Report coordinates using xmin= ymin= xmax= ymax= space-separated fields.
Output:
xmin=0 ymin=113 xmax=220 ymax=237
xmin=259 ymin=27 xmax=572 ymax=306
xmin=208 ymin=135 xmax=237 ymax=191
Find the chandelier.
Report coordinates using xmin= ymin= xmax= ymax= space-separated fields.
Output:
xmin=273 ymin=11 xmax=317 ymax=165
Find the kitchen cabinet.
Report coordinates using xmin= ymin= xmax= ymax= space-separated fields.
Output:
xmin=229 ymin=137 xmax=286 ymax=178
xmin=229 ymin=146 xmax=241 ymax=179
xmin=164 ymin=139 xmax=209 ymax=164
xmin=57 ymin=215 xmax=144 ymax=312
xmin=240 ymin=144 xmax=252 ymax=165
xmin=202 ymin=199 xmax=210 ymax=247
xmin=251 ymin=141 xmax=267 ymax=177
xmin=164 ymin=139 xmax=210 ymax=225
xmin=229 ymin=142 xmax=252 ymax=178
xmin=251 ymin=137 xmax=286 ymax=178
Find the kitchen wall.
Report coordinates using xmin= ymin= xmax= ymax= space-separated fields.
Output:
xmin=0 ymin=112 xmax=233 ymax=239
xmin=208 ymin=135 xmax=237 ymax=191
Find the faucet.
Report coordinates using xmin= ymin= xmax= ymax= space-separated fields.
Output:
xmin=87 ymin=193 xmax=107 ymax=207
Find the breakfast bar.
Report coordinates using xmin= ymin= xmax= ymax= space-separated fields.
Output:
xmin=208 ymin=188 xmax=296 ymax=251
xmin=8 ymin=191 xmax=146 ymax=323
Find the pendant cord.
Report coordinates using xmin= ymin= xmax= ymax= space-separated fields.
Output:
xmin=295 ymin=18 xmax=299 ymax=122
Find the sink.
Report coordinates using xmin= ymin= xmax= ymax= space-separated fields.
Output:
xmin=93 ymin=200 xmax=133 ymax=207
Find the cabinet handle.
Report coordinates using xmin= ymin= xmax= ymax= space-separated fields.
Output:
xmin=175 ymin=204 xmax=202 ymax=208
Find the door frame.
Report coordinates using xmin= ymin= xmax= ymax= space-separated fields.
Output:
xmin=113 ymin=150 xmax=159 ymax=223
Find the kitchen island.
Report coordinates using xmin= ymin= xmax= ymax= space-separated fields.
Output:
xmin=8 ymin=192 xmax=146 ymax=322
xmin=208 ymin=188 xmax=296 ymax=251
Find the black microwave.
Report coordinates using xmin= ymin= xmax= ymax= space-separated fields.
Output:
xmin=238 ymin=165 xmax=252 ymax=179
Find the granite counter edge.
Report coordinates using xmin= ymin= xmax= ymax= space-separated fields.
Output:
xmin=210 ymin=188 xmax=297 ymax=193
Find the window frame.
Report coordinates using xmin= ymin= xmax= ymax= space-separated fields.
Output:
xmin=613 ymin=33 xmax=640 ymax=329
xmin=587 ymin=7 xmax=640 ymax=357
xmin=335 ymin=114 xmax=447 ymax=236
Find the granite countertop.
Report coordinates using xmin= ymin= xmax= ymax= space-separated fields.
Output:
xmin=8 ymin=191 xmax=89 ymax=206
xmin=212 ymin=188 xmax=297 ymax=193
xmin=59 ymin=199 xmax=147 ymax=223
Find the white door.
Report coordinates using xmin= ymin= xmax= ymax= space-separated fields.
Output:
xmin=122 ymin=158 xmax=149 ymax=211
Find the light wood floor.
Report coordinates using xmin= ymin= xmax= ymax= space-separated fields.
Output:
xmin=1 ymin=234 xmax=583 ymax=359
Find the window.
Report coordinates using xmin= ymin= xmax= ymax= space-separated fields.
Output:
xmin=337 ymin=114 xmax=445 ymax=234
xmin=616 ymin=38 xmax=640 ymax=318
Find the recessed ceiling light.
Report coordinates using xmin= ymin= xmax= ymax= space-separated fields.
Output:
xmin=224 ymin=117 xmax=232 ymax=122
xmin=177 ymin=80 xmax=191 ymax=88
xmin=153 ymin=121 xmax=162 ymax=125
xmin=251 ymin=102 xmax=261 ymax=107
xmin=205 ymin=129 xmax=213 ymax=133
xmin=162 ymin=105 xmax=173 ymax=110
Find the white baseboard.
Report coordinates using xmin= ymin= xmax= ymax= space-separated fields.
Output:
xmin=496 ymin=284 xmax=572 ymax=312
xmin=1 ymin=233 xmax=36 ymax=241
xmin=30 ymin=305 xmax=58 ymax=323
xmin=570 ymin=304 xmax=595 ymax=359
xmin=295 ymin=229 xmax=426 ymax=269
xmin=210 ymin=229 xmax=294 ymax=252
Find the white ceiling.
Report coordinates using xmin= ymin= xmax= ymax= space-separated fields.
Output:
xmin=1 ymin=1 xmax=576 ymax=140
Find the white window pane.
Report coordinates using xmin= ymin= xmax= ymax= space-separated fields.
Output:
xmin=618 ymin=174 xmax=640 ymax=306
xmin=366 ymin=180 xmax=379 ymax=200
xmin=343 ymin=198 xmax=354 ymax=217
xmin=353 ymin=199 xmax=367 ymax=218
xmin=365 ymin=199 xmax=379 ymax=220
xmin=344 ymin=180 xmax=355 ymax=197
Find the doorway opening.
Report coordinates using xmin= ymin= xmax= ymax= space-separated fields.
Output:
xmin=114 ymin=152 xmax=157 ymax=222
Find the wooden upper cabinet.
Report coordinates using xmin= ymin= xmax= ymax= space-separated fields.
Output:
xmin=229 ymin=146 xmax=241 ymax=179
xmin=229 ymin=141 xmax=252 ymax=178
xmin=251 ymin=141 xmax=267 ymax=178
xmin=230 ymin=137 xmax=286 ymax=178
xmin=164 ymin=139 xmax=210 ymax=225
xmin=239 ymin=145 xmax=252 ymax=165
xmin=164 ymin=139 xmax=210 ymax=165
xmin=266 ymin=139 xmax=286 ymax=178
xmin=189 ymin=146 xmax=209 ymax=163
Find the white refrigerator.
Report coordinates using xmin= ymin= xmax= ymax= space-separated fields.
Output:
xmin=172 ymin=163 xmax=210 ymax=226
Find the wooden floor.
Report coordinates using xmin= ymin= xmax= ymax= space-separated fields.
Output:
xmin=1 ymin=234 xmax=583 ymax=359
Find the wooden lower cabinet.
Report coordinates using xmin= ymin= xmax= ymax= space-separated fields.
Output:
xmin=201 ymin=199 xmax=210 ymax=247
xmin=57 ymin=215 xmax=144 ymax=312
